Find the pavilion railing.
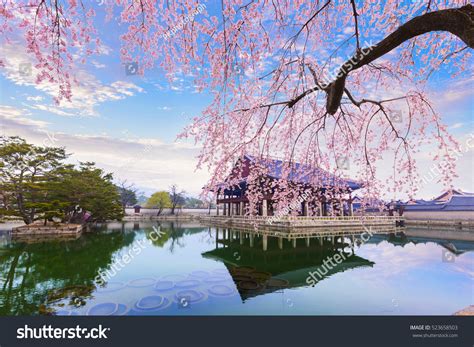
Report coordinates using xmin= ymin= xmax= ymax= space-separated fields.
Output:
xmin=206 ymin=215 xmax=403 ymax=228
xmin=210 ymin=215 xmax=402 ymax=221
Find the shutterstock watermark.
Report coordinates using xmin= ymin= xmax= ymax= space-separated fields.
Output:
xmin=336 ymin=155 xmax=350 ymax=170
xmin=93 ymin=226 xmax=164 ymax=286
xmin=18 ymin=62 xmax=32 ymax=76
xmin=305 ymin=224 xmax=374 ymax=286
xmin=17 ymin=325 xmax=110 ymax=339
xmin=267 ymin=192 xmax=309 ymax=225
xmin=420 ymin=132 xmax=474 ymax=186
xmin=315 ymin=40 xmax=376 ymax=90
xmin=162 ymin=3 xmax=206 ymax=41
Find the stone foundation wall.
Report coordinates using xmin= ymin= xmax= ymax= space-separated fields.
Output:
xmin=122 ymin=215 xmax=196 ymax=221
xmin=12 ymin=223 xmax=83 ymax=235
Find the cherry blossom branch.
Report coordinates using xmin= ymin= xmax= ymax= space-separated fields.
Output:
xmin=325 ymin=4 xmax=474 ymax=114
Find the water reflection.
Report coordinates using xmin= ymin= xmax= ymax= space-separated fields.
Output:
xmin=202 ymin=227 xmax=375 ymax=301
xmin=0 ymin=231 xmax=135 ymax=315
xmin=0 ymin=221 xmax=472 ymax=316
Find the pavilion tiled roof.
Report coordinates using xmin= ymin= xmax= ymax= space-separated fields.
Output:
xmin=243 ymin=154 xmax=362 ymax=190
xmin=403 ymin=195 xmax=474 ymax=212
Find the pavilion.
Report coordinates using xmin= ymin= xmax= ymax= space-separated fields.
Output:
xmin=214 ymin=155 xmax=362 ymax=217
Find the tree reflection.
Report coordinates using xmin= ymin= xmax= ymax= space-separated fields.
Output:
xmin=0 ymin=231 xmax=134 ymax=315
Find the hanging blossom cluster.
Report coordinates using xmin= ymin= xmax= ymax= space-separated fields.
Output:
xmin=1 ymin=0 xmax=472 ymax=210
xmin=1 ymin=0 xmax=101 ymax=103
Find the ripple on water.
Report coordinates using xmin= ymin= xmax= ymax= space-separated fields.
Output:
xmin=203 ymin=275 xmax=231 ymax=284
xmin=87 ymin=302 xmax=128 ymax=316
xmin=134 ymin=295 xmax=172 ymax=311
xmin=96 ymin=281 xmax=126 ymax=293
xmin=189 ymin=270 xmax=210 ymax=278
xmin=55 ymin=310 xmax=79 ymax=316
xmin=174 ymin=289 xmax=208 ymax=304
xmin=161 ymin=274 xmax=187 ymax=282
xmin=231 ymin=266 xmax=256 ymax=274
xmin=154 ymin=280 xmax=175 ymax=292
xmin=127 ymin=278 xmax=157 ymax=288
xmin=208 ymin=284 xmax=238 ymax=298
xmin=266 ymin=278 xmax=289 ymax=288
xmin=175 ymin=279 xmax=201 ymax=289
xmin=237 ymin=280 xmax=262 ymax=291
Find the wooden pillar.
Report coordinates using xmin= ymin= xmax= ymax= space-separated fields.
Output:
xmin=262 ymin=199 xmax=268 ymax=217
xmin=240 ymin=201 xmax=244 ymax=216
xmin=303 ymin=201 xmax=308 ymax=216
xmin=292 ymin=238 xmax=297 ymax=248
xmin=306 ymin=237 xmax=310 ymax=247
xmin=349 ymin=192 xmax=354 ymax=216
xmin=278 ymin=237 xmax=283 ymax=250
xmin=240 ymin=231 xmax=244 ymax=245
xmin=216 ymin=203 xmax=220 ymax=216
xmin=318 ymin=202 xmax=323 ymax=216
xmin=250 ymin=234 xmax=254 ymax=247
xmin=263 ymin=235 xmax=268 ymax=251
xmin=223 ymin=203 xmax=227 ymax=216
xmin=319 ymin=237 xmax=323 ymax=246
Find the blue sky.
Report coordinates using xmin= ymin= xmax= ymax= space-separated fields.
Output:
xmin=0 ymin=2 xmax=472 ymax=199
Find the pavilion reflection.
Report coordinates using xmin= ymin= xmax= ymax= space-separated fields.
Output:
xmin=202 ymin=226 xmax=376 ymax=301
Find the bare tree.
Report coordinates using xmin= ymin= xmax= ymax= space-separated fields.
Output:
xmin=169 ymin=185 xmax=185 ymax=215
xmin=117 ymin=180 xmax=138 ymax=213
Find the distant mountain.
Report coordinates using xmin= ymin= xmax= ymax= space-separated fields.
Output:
xmin=136 ymin=193 xmax=149 ymax=206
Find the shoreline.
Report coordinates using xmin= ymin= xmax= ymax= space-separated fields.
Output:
xmin=1 ymin=217 xmax=473 ymax=243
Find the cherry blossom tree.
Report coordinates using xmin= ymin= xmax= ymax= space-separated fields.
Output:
xmin=1 ymin=1 xmax=472 ymax=213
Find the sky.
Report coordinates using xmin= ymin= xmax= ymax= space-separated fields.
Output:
xmin=0 ymin=2 xmax=472 ymax=200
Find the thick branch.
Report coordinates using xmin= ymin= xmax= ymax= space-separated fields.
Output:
xmin=325 ymin=4 xmax=474 ymax=114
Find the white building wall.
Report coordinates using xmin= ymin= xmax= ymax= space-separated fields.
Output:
xmin=403 ymin=211 xmax=474 ymax=220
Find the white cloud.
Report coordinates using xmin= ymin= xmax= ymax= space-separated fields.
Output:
xmin=97 ymin=44 xmax=113 ymax=56
xmin=27 ymin=103 xmax=75 ymax=117
xmin=0 ymin=105 xmax=48 ymax=128
xmin=0 ymin=107 xmax=209 ymax=196
xmin=451 ymin=122 xmax=464 ymax=129
xmin=91 ymin=60 xmax=106 ymax=69
xmin=110 ymin=81 xmax=144 ymax=97
xmin=0 ymin=41 xmax=144 ymax=117
xmin=342 ymin=26 xmax=353 ymax=35
xmin=157 ymin=106 xmax=172 ymax=111
xmin=432 ymin=75 xmax=473 ymax=106
xmin=26 ymin=96 xmax=44 ymax=102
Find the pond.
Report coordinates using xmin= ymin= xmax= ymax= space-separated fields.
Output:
xmin=0 ymin=221 xmax=472 ymax=315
